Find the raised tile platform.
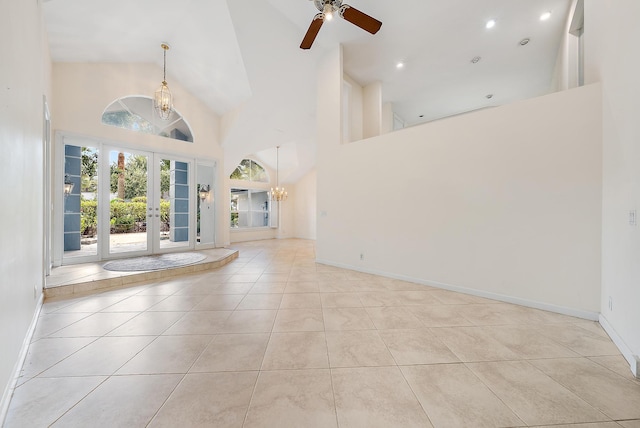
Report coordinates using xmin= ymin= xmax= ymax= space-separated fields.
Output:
xmin=44 ymin=248 xmax=238 ymax=299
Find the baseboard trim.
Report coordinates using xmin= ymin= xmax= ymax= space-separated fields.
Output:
xmin=599 ymin=314 xmax=640 ymax=378
xmin=0 ymin=293 xmax=44 ymax=426
xmin=315 ymin=258 xmax=599 ymax=321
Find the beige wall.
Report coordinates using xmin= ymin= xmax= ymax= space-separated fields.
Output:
xmin=0 ymin=0 xmax=50 ymax=418
xmin=318 ymin=44 xmax=603 ymax=318
xmin=52 ymin=63 xmax=229 ymax=247
xmin=584 ymin=0 xmax=640 ymax=373
xmin=52 ymin=63 xmax=222 ymax=159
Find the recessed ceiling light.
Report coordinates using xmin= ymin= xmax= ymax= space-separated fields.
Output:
xmin=471 ymin=56 xmax=481 ymax=64
xmin=540 ymin=11 xmax=551 ymax=21
xmin=486 ymin=94 xmax=494 ymax=99
xmin=396 ymin=62 xmax=404 ymax=69
xmin=519 ymin=38 xmax=530 ymax=46
xmin=486 ymin=19 xmax=496 ymax=29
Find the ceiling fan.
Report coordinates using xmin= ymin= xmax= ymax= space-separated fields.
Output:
xmin=300 ymin=0 xmax=382 ymax=50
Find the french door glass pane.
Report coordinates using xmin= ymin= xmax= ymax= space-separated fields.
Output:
xmin=108 ymin=150 xmax=149 ymax=254
xmin=250 ymin=190 xmax=270 ymax=227
xmin=159 ymin=158 xmax=190 ymax=250
xmin=196 ymin=163 xmax=215 ymax=246
xmin=64 ymin=144 xmax=98 ymax=258
xmin=229 ymin=189 xmax=269 ymax=228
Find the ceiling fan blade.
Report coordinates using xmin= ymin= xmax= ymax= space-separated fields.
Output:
xmin=340 ymin=5 xmax=382 ymax=34
xmin=300 ymin=13 xmax=324 ymax=50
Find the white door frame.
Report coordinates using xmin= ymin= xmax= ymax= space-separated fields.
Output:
xmin=43 ymin=96 xmax=52 ymax=277
xmin=150 ymin=153 xmax=196 ymax=254
xmin=100 ymin=145 xmax=154 ymax=259
xmin=54 ymin=133 xmax=205 ymax=266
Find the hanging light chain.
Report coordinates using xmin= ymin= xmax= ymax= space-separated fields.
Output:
xmin=162 ymin=44 xmax=167 ymax=83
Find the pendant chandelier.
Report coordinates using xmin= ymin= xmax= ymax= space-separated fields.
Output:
xmin=270 ymin=146 xmax=288 ymax=202
xmin=154 ymin=43 xmax=173 ymax=120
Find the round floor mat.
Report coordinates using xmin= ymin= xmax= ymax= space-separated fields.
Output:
xmin=102 ymin=252 xmax=207 ymax=272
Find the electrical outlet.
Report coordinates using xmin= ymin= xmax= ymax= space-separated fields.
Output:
xmin=630 ymin=210 xmax=637 ymax=226
xmin=608 ymin=296 xmax=613 ymax=311
xmin=34 ymin=284 xmax=38 ymax=299
xmin=359 ymin=253 xmax=364 ymax=261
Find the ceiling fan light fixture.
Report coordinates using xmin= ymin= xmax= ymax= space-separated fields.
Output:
xmin=301 ymin=0 xmax=381 ymax=49
xmin=323 ymin=3 xmax=334 ymax=20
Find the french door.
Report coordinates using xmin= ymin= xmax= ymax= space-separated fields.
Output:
xmin=59 ymin=137 xmax=195 ymax=265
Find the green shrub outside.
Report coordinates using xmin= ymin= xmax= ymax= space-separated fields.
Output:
xmin=160 ymin=200 xmax=170 ymax=223
xmin=80 ymin=199 xmax=97 ymax=236
xmin=80 ymin=198 xmax=171 ymax=235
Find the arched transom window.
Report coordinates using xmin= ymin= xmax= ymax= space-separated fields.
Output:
xmin=229 ymin=159 xmax=271 ymax=229
xmin=230 ymin=159 xmax=268 ymax=182
xmin=101 ymin=96 xmax=194 ymax=143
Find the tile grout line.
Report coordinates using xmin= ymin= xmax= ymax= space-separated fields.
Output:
xmin=241 ymin=275 xmax=278 ymax=428
xmin=46 ymin=376 xmax=111 ymax=427
xmin=461 ymin=360 xmax=528 ymax=427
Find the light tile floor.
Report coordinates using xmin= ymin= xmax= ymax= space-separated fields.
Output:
xmin=5 ymin=239 xmax=640 ymax=427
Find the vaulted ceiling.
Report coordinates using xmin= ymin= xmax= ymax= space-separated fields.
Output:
xmin=43 ymin=0 xmax=572 ymax=182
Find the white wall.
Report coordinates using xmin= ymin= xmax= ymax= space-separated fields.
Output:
xmin=317 ymin=46 xmax=345 ymax=259
xmin=584 ymin=0 xmax=640 ymax=372
xmin=363 ymin=81 xmax=383 ymax=139
xmin=381 ymin=102 xmax=394 ymax=135
xmin=551 ymin=0 xmax=582 ymax=92
xmin=230 ymin=228 xmax=277 ymax=243
xmin=292 ymin=169 xmax=317 ymax=240
xmin=343 ymin=74 xmax=363 ymax=143
xmin=52 ymin=63 xmax=229 ymax=247
xmin=0 ymin=0 xmax=50 ymax=418
xmin=318 ymin=44 xmax=603 ymax=318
